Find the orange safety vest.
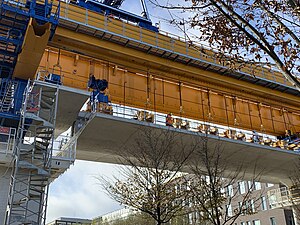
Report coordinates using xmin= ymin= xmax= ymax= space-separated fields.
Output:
xmin=166 ymin=114 xmax=173 ymax=125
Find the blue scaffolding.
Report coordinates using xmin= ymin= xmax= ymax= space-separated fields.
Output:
xmin=0 ymin=0 xmax=60 ymax=126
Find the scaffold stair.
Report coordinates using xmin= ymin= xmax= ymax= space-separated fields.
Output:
xmin=5 ymin=81 xmax=58 ymax=225
xmin=0 ymin=80 xmax=18 ymax=112
xmin=0 ymin=0 xmax=60 ymax=78
xmin=0 ymin=2 xmax=28 ymax=78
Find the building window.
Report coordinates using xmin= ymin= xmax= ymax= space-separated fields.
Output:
xmin=239 ymin=181 xmax=246 ymax=194
xmin=227 ymin=204 xmax=233 ymax=216
xmin=221 ymin=187 xmax=225 ymax=194
xmin=227 ymin=185 xmax=234 ymax=197
xmin=205 ymin=176 xmax=210 ymax=184
xmin=269 ymin=194 xmax=276 ymax=209
xmin=270 ymin=217 xmax=276 ymax=225
xmin=261 ymin=196 xmax=267 ymax=210
xmin=253 ymin=220 xmax=261 ymax=225
xmin=246 ymin=221 xmax=251 ymax=225
xmin=241 ymin=222 xmax=245 ymax=225
xmin=248 ymin=181 xmax=253 ymax=191
xmin=288 ymin=216 xmax=295 ymax=225
xmin=238 ymin=201 xmax=244 ymax=215
xmin=250 ymin=199 xmax=255 ymax=212
xmin=189 ymin=213 xmax=193 ymax=224
xmin=254 ymin=182 xmax=261 ymax=190
xmin=266 ymin=183 xmax=274 ymax=188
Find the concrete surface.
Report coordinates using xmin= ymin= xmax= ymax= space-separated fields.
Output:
xmin=76 ymin=112 xmax=300 ymax=186
xmin=0 ymin=166 xmax=11 ymax=223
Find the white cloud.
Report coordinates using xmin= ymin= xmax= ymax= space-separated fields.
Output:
xmin=46 ymin=160 xmax=123 ymax=223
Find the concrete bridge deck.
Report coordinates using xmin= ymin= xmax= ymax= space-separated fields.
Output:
xmin=76 ymin=112 xmax=300 ymax=185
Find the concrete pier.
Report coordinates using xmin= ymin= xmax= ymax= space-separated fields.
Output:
xmin=0 ymin=166 xmax=11 ymax=223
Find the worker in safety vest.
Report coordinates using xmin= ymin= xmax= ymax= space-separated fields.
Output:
xmin=166 ymin=113 xmax=174 ymax=127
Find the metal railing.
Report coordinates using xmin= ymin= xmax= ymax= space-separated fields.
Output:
xmin=52 ymin=134 xmax=76 ymax=161
xmin=59 ymin=101 xmax=97 ymax=162
xmin=268 ymin=186 xmax=300 ymax=209
xmin=56 ymin=1 xmax=295 ymax=88
xmin=0 ymin=127 xmax=16 ymax=155
xmin=20 ymin=122 xmax=76 ymax=162
xmin=2 ymin=0 xmax=60 ymax=22
xmin=37 ymin=69 xmax=300 ymax=137
xmin=21 ymin=80 xmax=75 ymax=162
xmin=85 ymin=102 xmax=300 ymax=153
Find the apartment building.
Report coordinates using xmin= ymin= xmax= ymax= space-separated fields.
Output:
xmin=91 ymin=182 xmax=295 ymax=225
xmin=227 ymin=182 xmax=294 ymax=225
xmin=47 ymin=217 xmax=92 ymax=225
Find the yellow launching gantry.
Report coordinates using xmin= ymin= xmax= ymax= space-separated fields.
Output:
xmin=3 ymin=0 xmax=300 ymax=223
xmin=11 ymin=0 xmax=296 ymax=137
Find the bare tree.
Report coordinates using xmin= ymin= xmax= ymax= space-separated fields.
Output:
xmin=93 ymin=212 xmax=155 ymax=225
xmin=150 ymin=0 xmax=300 ymax=90
xmin=187 ymin=136 xmax=263 ymax=225
xmin=99 ymin=127 xmax=197 ymax=225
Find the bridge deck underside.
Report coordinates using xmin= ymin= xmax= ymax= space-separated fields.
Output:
xmin=35 ymin=81 xmax=89 ymax=136
xmin=76 ymin=113 xmax=299 ymax=185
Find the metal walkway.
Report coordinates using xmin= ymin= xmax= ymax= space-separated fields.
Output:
xmin=55 ymin=1 xmax=300 ymax=97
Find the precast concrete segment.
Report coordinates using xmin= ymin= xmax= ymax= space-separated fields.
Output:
xmin=0 ymin=166 xmax=11 ymax=223
xmin=76 ymin=112 xmax=299 ymax=186
xmin=55 ymin=87 xmax=89 ymax=136
xmin=34 ymin=81 xmax=89 ymax=136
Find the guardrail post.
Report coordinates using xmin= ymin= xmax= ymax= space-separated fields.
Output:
xmin=64 ymin=1 xmax=68 ymax=18
xmin=85 ymin=8 xmax=88 ymax=25
xmin=104 ymin=15 xmax=107 ymax=30
xmin=186 ymin=41 xmax=188 ymax=55
xmin=170 ymin=38 xmax=174 ymax=52
xmin=261 ymin=66 xmax=265 ymax=79
xmin=139 ymin=27 xmax=142 ymax=42
xmin=122 ymin=21 xmax=125 ymax=36
xmin=272 ymin=71 xmax=276 ymax=82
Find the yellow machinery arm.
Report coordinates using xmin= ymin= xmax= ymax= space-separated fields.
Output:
xmin=13 ymin=18 xmax=51 ymax=79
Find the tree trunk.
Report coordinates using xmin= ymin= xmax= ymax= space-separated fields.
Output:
xmin=292 ymin=205 xmax=299 ymax=225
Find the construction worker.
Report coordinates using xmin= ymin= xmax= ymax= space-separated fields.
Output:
xmin=166 ymin=113 xmax=174 ymax=127
xmin=252 ymin=130 xmax=260 ymax=143
xmin=285 ymin=130 xmax=292 ymax=142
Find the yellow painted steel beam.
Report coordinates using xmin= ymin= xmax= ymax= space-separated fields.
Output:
xmin=50 ymin=27 xmax=300 ymax=111
xmin=13 ymin=18 xmax=51 ymax=79
xmin=38 ymin=48 xmax=300 ymax=136
xmin=55 ymin=1 xmax=291 ymax=88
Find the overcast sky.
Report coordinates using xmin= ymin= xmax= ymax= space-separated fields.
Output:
xmin=46 ymin=1 xmax=188 ymax=223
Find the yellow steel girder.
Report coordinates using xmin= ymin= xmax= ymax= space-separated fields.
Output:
xmin=54 ymin=0 xmax=289 ymax=88
xmin=38 ymin=48 xmax=300 ymax=136
xmin=49 ymin=27 xmax=300 ymax=112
